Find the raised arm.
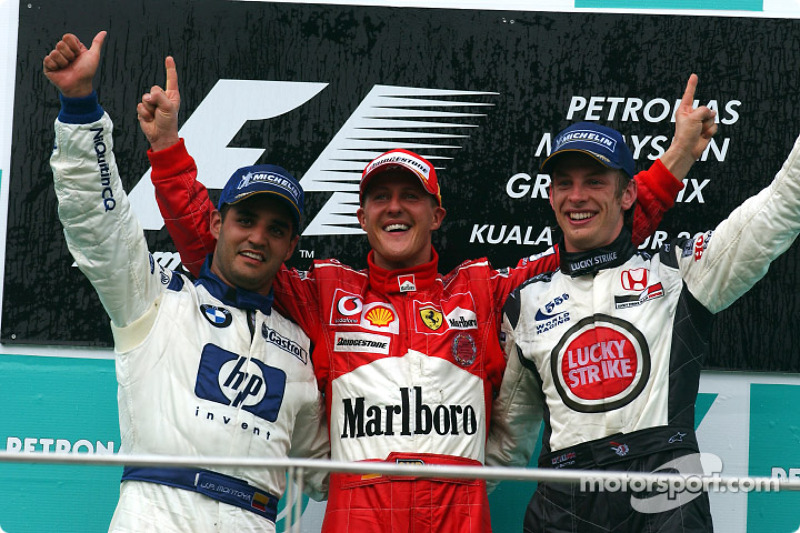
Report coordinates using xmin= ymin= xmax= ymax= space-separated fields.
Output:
xmin=681 ymin=131 xmax=800 ymax=314
xmin=138 ymin=57 xmax=216 ymax=276
xmin=660 ymin=74 xmax=718 ymax=182
xmin=137 ymin=56 xmax=181 ymax=151
xmin=631 ymin=74 xmax=718 ymax=245
xmin=46 ymin=32 xmax=166 ymax=334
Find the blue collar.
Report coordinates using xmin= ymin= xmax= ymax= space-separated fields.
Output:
xmin=195 ymin=256 xmax=274 ymax=315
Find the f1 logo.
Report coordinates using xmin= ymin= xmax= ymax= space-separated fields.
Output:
xmin=621 ymin=268 xmax=647 ymax=291
xmin=129 ymin=82 xmax=496 ymax=238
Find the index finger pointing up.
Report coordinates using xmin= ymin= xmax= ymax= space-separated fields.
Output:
xmin=165 ymin=56 xmax=179 ymax=93
xmin=680 ymin=73 xmax=699 ymax=110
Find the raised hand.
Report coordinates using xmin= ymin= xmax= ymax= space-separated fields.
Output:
xmin=137 ymin=56 xmax=181 ymax=152
xmin=673 ymin=74 xmax=718 ymax=160
xmin=43 ymin=31 xmax=107 ymax=98
xmin=660 ymin=74 xmax=718 ymax=181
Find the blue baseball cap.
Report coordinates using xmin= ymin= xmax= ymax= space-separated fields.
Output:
xmin=541 ymin=122 xmax=635 ymax=179
xmin=218 ymin=164 xmax=304 ymax=229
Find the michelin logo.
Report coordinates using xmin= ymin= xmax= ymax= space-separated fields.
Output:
xmin=554 ymin=129 xmax=616 ymax=152
xmin=237 ymin=170 xmax=301 ymax=200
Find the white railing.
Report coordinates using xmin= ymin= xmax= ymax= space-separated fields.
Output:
xmin=1 ymin=451 xmax=797 ymax=532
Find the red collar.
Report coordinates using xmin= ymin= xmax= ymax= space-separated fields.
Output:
xmin=367 ymin=247 xmax=440 ymax=294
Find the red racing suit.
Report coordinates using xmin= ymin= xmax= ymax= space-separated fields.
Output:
xmin=147 ymin=140 xmax=681 ymax=532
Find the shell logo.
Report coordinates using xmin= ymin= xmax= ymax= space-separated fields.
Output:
xmin=365 ymin=306 xmax=396 ymax=327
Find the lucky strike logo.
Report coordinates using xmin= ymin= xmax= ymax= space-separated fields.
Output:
xmin=552 ymin=315 xmax=650 ymax=413
xmin=562 ymin=329 xmax=636 ymax=399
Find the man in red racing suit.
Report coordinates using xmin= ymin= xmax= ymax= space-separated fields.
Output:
xmin=136 ymin=59 xmax=716 ymax=532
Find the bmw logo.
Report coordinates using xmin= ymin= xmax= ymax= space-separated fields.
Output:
xmin=200 ymin=304 xmax=233 ymax=328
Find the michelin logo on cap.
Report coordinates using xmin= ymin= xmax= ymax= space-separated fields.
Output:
xmin=554 ymin=129 xmax=617 ymax=154
xmin=236 ymin=171 xmax=302 ymax=201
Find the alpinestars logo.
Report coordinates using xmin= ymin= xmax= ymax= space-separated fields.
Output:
xmin=128 ymin=82 xmax=497 ymax=241
xmin=195 ymin=344 xmax=286 ymax=422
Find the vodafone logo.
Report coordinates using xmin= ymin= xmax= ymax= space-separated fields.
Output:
xmin=551 ymin=315 xmax=650 ymax=413
xmin=330 ymin=289 xmax=362 ymax=326
xmin=337 ymin=296 xmax=362 ymax=316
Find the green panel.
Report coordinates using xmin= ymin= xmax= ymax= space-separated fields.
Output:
xmin=575 ymin=0 xmax=762 ymax=10
xmin=489 ymin=424 xmax=544 ymax=531
xmin=695 ymin=393 xmax=718 ymax=430
xmin=0 ymin=354 xmax=121 ymax=533
xmin=747 ymin=384 xmax=800 ymax=532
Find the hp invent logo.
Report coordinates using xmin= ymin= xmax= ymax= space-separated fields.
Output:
xmin=129 ymin=82 xmax=498 ymax=236
xmin=195 ymin=345 xmax=287 ymax=422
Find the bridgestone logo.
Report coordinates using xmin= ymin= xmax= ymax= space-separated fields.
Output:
xmin=333 ymin=332 xmax=391 ymax=354
xmin=336 ymin=338 xmax=387 ymax=349
xmin=340 ymin=386 xmax=478 ymax=438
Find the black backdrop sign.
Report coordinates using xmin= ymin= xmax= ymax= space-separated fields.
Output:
xmin=3 ymin=0 xmax=799 ymax=371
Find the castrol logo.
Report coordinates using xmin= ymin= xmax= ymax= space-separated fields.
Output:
xmin=551 ymin=314 xmax=650 ymax=413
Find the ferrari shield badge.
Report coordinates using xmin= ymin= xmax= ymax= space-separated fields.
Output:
xmin=420 ymin=306 xmax=444 ymax=331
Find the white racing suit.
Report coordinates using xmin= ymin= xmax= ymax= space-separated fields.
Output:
xmin=486 ymin=133 xmax=800 ymax=532
xmin=50 ymin=93 xmax=329 ymax=533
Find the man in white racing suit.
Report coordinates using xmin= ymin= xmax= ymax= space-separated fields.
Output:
xmin=486 ymin=121 xmax=800 ymax=532
xmin=45 ymin=31 xmax=329 ymax=532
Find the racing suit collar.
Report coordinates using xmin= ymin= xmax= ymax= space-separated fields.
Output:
xmin=367 ymin=247 xmax=440 ymax=294
xmin=195 ymin=255 xmax=274 ymax=315
xmin=559 ymin=228 xmax=635 ymax=277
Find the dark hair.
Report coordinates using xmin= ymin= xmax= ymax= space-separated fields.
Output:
xmin=616 ymin=171 xmax=636 ymax=228
xmin=614 ymin=170 xmax=632 ymax=199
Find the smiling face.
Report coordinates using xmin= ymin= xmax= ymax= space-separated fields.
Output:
xmin=357 ymin=170 xmax=446 ymax=270
xmin=210 ymin=195 xmax=299 ymax=295
xmin=548 ymin=153 xmax=637 ymax=253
